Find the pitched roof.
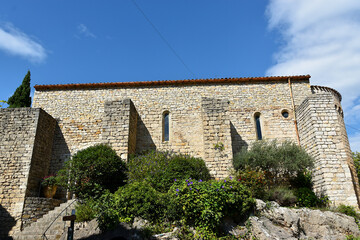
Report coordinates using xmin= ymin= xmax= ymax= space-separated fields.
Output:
xmin=34 ymin=75 xmax=311 ymax=91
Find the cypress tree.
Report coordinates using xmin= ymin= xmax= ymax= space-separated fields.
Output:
xmin=7 ymin=71 xmax=32 ymax=108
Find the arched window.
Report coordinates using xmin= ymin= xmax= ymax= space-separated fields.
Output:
xmin=163 ymin=111 xmax=169 ymax=141
xmin=254 ymin=113 xmax=262 ymax=140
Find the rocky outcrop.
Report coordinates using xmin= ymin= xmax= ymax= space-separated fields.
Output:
xmin=250 ymin=199 xmax=360 ymax=240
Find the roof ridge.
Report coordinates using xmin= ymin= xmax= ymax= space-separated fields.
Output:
xmin=34 ymin=75 xmax=311 ymax=91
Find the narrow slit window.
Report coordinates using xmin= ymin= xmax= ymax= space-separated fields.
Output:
xmin=255 ymin=113 xmax=262 ymax=140
xmin=163 ymin=112 xmax=169 ymax=141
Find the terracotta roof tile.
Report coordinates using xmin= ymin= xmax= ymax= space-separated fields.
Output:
xmin=34 ymin=75 xmax=311 ymax=91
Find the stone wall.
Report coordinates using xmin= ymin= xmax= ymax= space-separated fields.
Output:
xmin=0 ymin=108 xmax=56 ymax=237
xmin=297 ymin=93 xmax=359 ymax=207
xmin=26 ymin=109 xmax=57 ymax=197
xmin=201 ymin=98 xmax=233 ymax=178
xmin=103 ymin=99 xmax=137 ymax=160
xmin=21 ymin=197 xmax=63 ymax=228
xmin=33 ymin=80 xmax=311 ymax=178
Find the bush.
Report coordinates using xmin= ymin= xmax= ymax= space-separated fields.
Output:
xmin=294 ymin=187 xmax=329 ymax=208
xmin=96 ymin=181 xmax=168 ymax=230
xmin=266 ymin=186 xmax=297 ymax=206
xmin=75 ymin=200 xmax=97 ymax=222
xmin=114 ymin=181 xmax=168 ymax=223
xmin=127 ymin=151 xmax=210 ymax=192
xmin=168 ymin=177 xmax=255 ymax=233
xmin=289 ymin=170 xmax=313 ymax=189
xmin=234 ymin=167 xmax=267 ymax=198
xmin=337 ymin=204 xmax=360 ymax=219
xmin=233 ymin=140 xmax=314 ymax=185
xmin=57 ymin=144 xmax=127 ymax=199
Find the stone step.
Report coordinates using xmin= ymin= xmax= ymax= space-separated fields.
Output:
xmin=13 ymin=199 xmax=77 ymax=240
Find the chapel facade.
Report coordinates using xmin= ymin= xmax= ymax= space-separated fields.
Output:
xmin=1 ymin=75 xmax=359 ymax=237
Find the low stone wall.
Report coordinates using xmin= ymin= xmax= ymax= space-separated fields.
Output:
xmin=21 ymin=197 xmax=63 ymax=229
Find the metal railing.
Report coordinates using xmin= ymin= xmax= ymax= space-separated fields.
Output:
xmin=42 ymin=199 xmax=78 ymax=240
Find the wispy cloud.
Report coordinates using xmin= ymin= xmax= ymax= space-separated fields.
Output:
xmin=266 ymin=0 xmax=360 ymax=151
xmin=0 ymin=23 xmax=46 ymax=62
xmin=77 ymin=24 xmax=96 ymax=38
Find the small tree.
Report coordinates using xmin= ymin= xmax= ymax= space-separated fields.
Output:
xmin=233 ymin=140 xmax=314 ymax=185
xmin=7 ymin=70 xmax=31 ymax=108
xmin=57 ymin=144 xmax=127 ymax=199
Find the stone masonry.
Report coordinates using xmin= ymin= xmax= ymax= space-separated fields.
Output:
xmin=297 ymin=91 xmax=360 ymax=207
xmin=201 ymin=97 xmax=233 ymax=177
xmin=0 ymin=108 xmax=56 ymax=238
xmin=1 ymin=75 xmax=359 ymax=237
xmin=21 ymin=197 xmax=63 ymax=228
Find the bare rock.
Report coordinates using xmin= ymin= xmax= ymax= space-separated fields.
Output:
xmin=251 ymin=200 xmax=360 ymax=240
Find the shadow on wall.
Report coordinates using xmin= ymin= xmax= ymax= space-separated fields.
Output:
xmin=0 ymin=204 xmax=15 ymax=240
xmin=230 ymin=121 xmax=248 ymax=157
xmin=135 ymin=115 xmax=156 ymax=154
xmin=51 ymin=123 xmax=71 ymax=200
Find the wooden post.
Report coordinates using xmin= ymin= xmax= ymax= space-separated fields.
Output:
xmin=63 ymin=209 xmax=76 ymax=240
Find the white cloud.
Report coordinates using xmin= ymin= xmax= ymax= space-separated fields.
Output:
xmin=266 ymin=0 xmax=360 ymax=152
xmin=349 ymin=132 xmax=360 ymax=153
xmin=77 ymin=24 xmax=96 ymax=38
xmin=0 ymin=23 xmax=46 ymax=62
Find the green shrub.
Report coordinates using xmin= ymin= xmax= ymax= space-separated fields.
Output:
xmin=97 ymin=181 xmax=168 ymax=230
xmin=95 ymin=191 xmax=119 ymax=231
xmin=265 ymin=186 xmax=297 ymax=206
xmin=289 ymin=170 xmax=313 ymax=189
xmin=168 ymin=177 xmax=255 ymax=233
xmin=337 ymin=204 xmax=360 ymax=219
xmin=75 ymin=200 xmax=97 ymax=222
xmin=234 ymin=167 xmax=267 ymax=198
xmin=294 ymin=187 xmax=329 ymax=208
xmin=114 ymin=181 xmax=168 ymax=223
xmin=127 ymin=151 xmax=210 ymax=192
xmin=233 ymin=140 xmax=314 ymax=185
xmin=57 ymin=144 xmax=127 ymax=199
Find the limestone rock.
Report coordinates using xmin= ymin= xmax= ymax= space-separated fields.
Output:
xmin=251 ymin=199 xmax=360 ymax=240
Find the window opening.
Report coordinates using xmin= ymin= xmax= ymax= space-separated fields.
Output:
xmin=254 ymin=113 xmax=262 ymax=140
xmin=163 ymin=112 xmax=169 ymax=141
xmin=282 ymin=110 xmax=289 ymax=118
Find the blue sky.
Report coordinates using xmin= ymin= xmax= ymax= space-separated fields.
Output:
xmin=1 ymin=0 xmax=360 ymax=152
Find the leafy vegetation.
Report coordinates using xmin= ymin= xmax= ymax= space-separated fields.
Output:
xmin=266 ymin=186 xmax=297 ymax=206
xmin=57 ymin=144 xmax=127 ymax=199
xmin=337 ymin=204 xmax=360 ymax=219
xmin=7 ymin=70 xmax=32 ymax=108
xmin=41 ymin=175 xmax=58 ymax=186
xmin=64 ymin=142 xmax=335 ymax=238
xmin=168 ymin=177 xmax=254 ymax=233
xmin=127 ymin=151 xmax=210 ymax=192
xmin=75 ymin=199 xmax=97 ymax=222
xmin=233 ymin=140 xmax=314 ymax=185
xmin=234 ymin=166 xmax=267 ymax=198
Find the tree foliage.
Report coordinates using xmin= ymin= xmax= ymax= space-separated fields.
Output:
xmin=7 ymin=70 xmax=32 ymax=108
xmin=233 ymin=140 xmax=314 ymax=184
xmin=57 ymin=144 xmax=127 ymax=199
xmin=127 ymin=151 xmax=210 ymax=192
